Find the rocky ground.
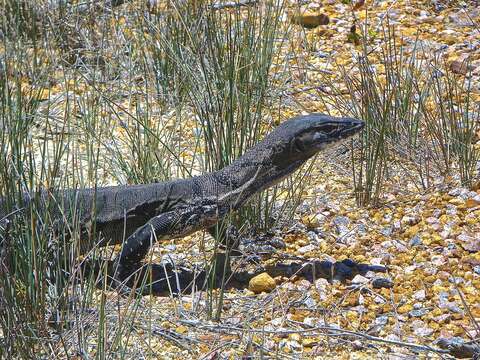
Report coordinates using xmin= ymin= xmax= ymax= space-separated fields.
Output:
xmin=3 ymin=0 xmax=480 ymax=358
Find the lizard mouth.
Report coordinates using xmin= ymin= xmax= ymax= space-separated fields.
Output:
xmin=339 ymin=119 xmax=364 ymax=139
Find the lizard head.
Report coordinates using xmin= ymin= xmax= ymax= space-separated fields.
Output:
xmin=268 ymin=113 xmax=364 ymax=167
xmin=218 ymin=113 xmax=364 ymax=194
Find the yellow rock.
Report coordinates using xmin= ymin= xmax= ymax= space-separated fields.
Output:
xmin=452 ymin=313 xmax=464 ymax=321
xmin=463 ymin=285 xmax=476 ymax=294
xmin=449 ymin=198 xmax=464 ymax=206
xmin=290 ymin=12 xmax=330 ymax=29
xmin=346 ymin=311 xmax=358 ymax=321
xmin=397 ymin=304 xmax=413 ymax=314
xmin=289 ymin=312 xmax=305 ymax=322
xmin=161 ymin=321 xmax=171 ymax=329
xmin=471 ymin=306 xmax=480 ymax=317
xmin=432 ymin=308 xmax=443 ymax=316
xmin=403 ymin=225 xmax=419 ymax=238
xmin=362 ymin=312 xmax=376 ymax=323
xmin=449 ymin=325 xmax=465 ymax=336
xmin=344 ymin=293 xmax=359 ymax=306
xmin=198 ymin=344 xmax=210 ymax=353
xmin=471 ymin=253 xmax=480 ymax=262
xmin=175 ymin=325 xmax=188 ymax=334
xmin=289 ymin=333 xmax=301 ymax=341
xmin=373 ymin=211 xmax=383 ymax=222
xmin=466 ymin=198 xmax=480 ymax=208
xmin=248 ymin=273 xmax=276 ymax=294
xmin=416 ymin=254 xmax=426 ymax=262
xmin=302 ymin=214 xmax=319 ymax=228
xmin=296 ymin=237 xmax=309 ymax=247
xmin=431 ymin=233 xmax=443 ymax=243
xmin=424 ymin=275 xmax=436 ymax=283
xmin=349 ymin=212 xmax=360 ymax=221
xmin=439 ymin=214 xmax=450 ymax=224
xmin=466 ymin=217 xmax=478 ymax=225
xmin=390 ymin=258 xmax=402 ymax=266
xmin=303 ymin=338 xmax=318 ymax=347
xmin=382 ymin=303 xmax=393 ymax=312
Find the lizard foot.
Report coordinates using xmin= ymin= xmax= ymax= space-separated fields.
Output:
xmin=329 ymin=259 xmax=388 ymax=282
xmin=258 ymin=258 xmax=388 ymax=283
xmin=108 ymin=258 xmax=151 ymax=294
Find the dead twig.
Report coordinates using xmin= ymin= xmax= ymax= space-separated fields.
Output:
xmin=210 ymin=0 xmax=259 ymax=10
xmin=148 ymin=325 xmax=198 ymax=351
xmin=453 ymin=281 xmax=480 ymax=337
xmin=285 ymin=85 xmax=349 ymax=96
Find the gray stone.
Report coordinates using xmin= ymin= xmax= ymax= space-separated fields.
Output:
xmin=473 ymin=265 xmax=480 ymax=275
xmin=413 ymin=289 xmax=426 ymax=301
xmin=449 ymin=9 xmax=478 ymax=27
xmin=401 ymin=215 xmax=418 ymax=226
xmin=372 ymin=277 xmax=393 ymax=289
xmin=307 ymin=231 xmax=319 ymax=242
xmin=413 ymin=326 xmax=434 ymax=337
xmin=375 ymin=315 xmax=389 ymax=326
xmin=356 ymin=223 xmax=367 ymax=235
xmin=409 ymin=234 xmax=423 ymax=247
xmin=446 ymin=204 xmax=457 ymax=216
xmin=298 ymin=244 xmax=316 ymax=254
xmin=409 ymin=308 xmax=430 ymax=317
xmin=380 ymin=226 xmax=393 ymax=236
xmin=351 ymin=274 xmax=369 ymax=284
xmin=332 ymin=215 xmax=349 ymax=226
xmin=314 ymin=51 xmax=329 ymax=58
xmin=303 ymin=296 xmax=317 ymax=309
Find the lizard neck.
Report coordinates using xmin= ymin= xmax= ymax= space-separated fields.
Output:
xmin=212 ymin=153 xmax=306 ymax=211
xmin=207 ymin=124 xmax=312 ymax=207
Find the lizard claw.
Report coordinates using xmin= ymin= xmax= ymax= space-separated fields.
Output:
xmin=332 ymin=259 xmax=387 ymax=281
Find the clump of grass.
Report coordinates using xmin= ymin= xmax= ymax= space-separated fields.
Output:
xmin=1 ymin=0 xmax=319 ymax=355
xmin=0 ymin=11 xmax=143 ymax=357
xmin=322 ymin=23 xmax=479 ymax=205
xmin=322 ymin=26 xmax=422 ymax=205
xmin=422 ymin=58 xmax=479 ymax=187
xmin=0 ymin=46 xmax=71 ymax=357
xmin=140 ymin=0 xmax=284 ymax=175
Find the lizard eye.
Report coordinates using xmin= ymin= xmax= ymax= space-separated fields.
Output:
xmin=320 ymin=125 xmax=339 ymax=134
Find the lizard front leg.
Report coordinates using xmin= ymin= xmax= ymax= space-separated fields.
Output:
xmin=113 ymin=203 xmax=220 ymax=287
xmin=113 ymin=215 xmax=168 ymax=284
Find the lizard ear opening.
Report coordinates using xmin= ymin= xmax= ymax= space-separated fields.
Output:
xmin=292 ymin=137 xmax=305 ymax=153
xmin=296 ymin=130 xmax=327 ymax=153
